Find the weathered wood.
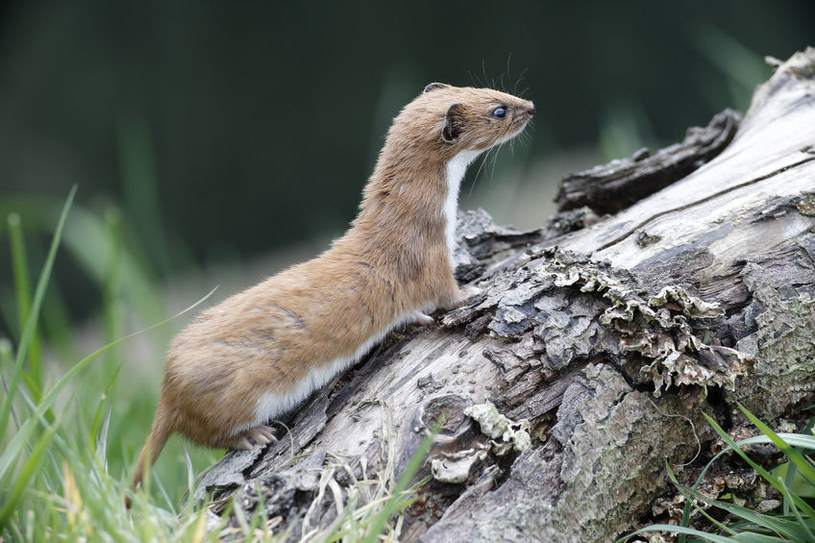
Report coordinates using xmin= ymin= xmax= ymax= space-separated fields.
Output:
xmin=555 ymin=109 xmax=741 ymax=214
xmin=199 ymin=48 xmax=815 ymax=542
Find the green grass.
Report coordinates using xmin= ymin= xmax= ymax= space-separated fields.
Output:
xmin=0 ymin=188 xmax=207 ymax=539
xmin=620 ymin=404 xmax=815 ymax=542
xmin=0 ymin=190 xmax=430 ymax=541
xmin=0 ymin=190 xmax=219 ymax=508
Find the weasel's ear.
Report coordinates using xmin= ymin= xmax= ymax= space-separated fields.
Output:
xmin=442 ymin=103 xmax=465 ymax=143
xmin=424 ymin=82 xmax=450 ymax=93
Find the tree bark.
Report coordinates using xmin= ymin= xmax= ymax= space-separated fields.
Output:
xmin=198 ymin=48 xmax=815 ymax=542
xmin=555 ymin=108 xmax=741 ymax=214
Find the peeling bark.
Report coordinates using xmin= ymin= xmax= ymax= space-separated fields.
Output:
xmin=199 ymin=48 xmax=815 ymax=542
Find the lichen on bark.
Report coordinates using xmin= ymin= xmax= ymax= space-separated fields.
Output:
xmin=731 ymin=235 xmax=815 ymax=417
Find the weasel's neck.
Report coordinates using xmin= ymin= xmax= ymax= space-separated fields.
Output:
xmin=443 ymin=150 xmax=481 ymax=266
xmin=346 ymin=148 xmax=483 ymax=272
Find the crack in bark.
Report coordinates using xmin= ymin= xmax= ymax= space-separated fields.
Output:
xmin=594 ymin=154 xmax=815 ymax=252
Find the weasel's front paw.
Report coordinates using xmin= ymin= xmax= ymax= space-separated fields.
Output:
xmin=412 ymin=311 xmax=435 ymax=325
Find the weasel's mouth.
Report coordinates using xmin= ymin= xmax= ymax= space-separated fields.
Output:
xmin=475 ymin=109 xmax=534 ymax=150
xmin=497 ymin=117 xmax=532 ymax=145
xmin=513 ymin=119 xmax=531 ymax=134
xmin=512 ymin=112 xmax=534 ymax=131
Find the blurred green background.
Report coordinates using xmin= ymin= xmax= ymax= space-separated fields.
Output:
xmin=0 ymin=0 xmax=813 ymax=506
xmin=2 ymin=0 xmax=814 ymax=326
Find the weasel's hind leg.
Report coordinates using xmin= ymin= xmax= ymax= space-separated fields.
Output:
xmin=227 ymin=425 xmax=277 ymax=450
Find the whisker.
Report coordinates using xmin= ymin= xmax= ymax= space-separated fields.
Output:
xmin=505 ymin=53 xmax=513 ymax=93
xmin=489 ymin=143 xmax=502 ymax=181
xmin=469 ymin=67 xmax=486 ymax=88
xmin=513 ymin=67 xmax=529 ymax=96
xmin=469 ymin=147 xmax=493 ymax=197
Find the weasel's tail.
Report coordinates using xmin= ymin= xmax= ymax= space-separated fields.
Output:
xmin=127 ymin=413 xmax=172 ymax=507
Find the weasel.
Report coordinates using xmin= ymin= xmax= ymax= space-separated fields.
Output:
xmin=131 ymin=82 xmax=535 ymax=493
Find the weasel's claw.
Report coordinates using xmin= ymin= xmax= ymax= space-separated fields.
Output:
xmin=250 ymin=425 xmax=277 ymax=444
xmin=414 ymin=312 xmax=434 ymax=325
xmin=230 ymin=425 xmax=277 ymax=450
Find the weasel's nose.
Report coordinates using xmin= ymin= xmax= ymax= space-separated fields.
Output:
xmin=527 ymin=102 xmax=536 ymax=116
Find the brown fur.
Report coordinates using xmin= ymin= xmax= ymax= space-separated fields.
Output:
xmin=130 ymin=83 xmax=534 ymax=495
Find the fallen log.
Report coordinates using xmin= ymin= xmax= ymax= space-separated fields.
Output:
xmin=198 ymin=47 xmax=815 ymax=542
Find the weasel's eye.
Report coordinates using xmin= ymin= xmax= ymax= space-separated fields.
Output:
xmin=492 ymin=106 xmax=507 ymax=119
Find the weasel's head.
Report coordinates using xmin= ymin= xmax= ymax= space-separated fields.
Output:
xmin=390 ymin=82 xmax=535 ymax=158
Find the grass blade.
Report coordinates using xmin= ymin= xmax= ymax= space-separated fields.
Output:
xmin=0 ymin=186 xmax=76 ymax=442
xmin=621 ymin=523 xmax=737 ymax=542
xmin=361 ymin=426 xmax=437 ymax=543
xmin=784 ymin=413 xmax=815 ymax=515
xmin=703 ymin=413 xmax=815 ymax=536
xmin=7 ymin=212 xmax=43 ymax=391
xmin=665 ymin=464 xmax=806 ymax=541
xmin=0 ymin=286 xmax=217 ymax=485
xmin=0 ymin=422 xmax=59 ymax=526
xmin=679 ymin=431 xmax=815 ymax=543
xmin=95 ymin=403 xmax=112 ymax=470
xmin=738 ymin=403 xmax=815 ymax=483
xmin=102 ymin=206 xmax=123 ymax=362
